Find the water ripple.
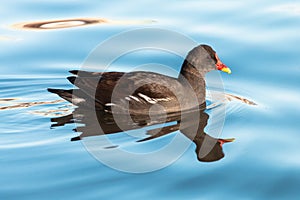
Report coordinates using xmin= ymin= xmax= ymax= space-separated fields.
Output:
xmin=0 ymin=137 xmax=66 ymax=149
xmin=206 ymin=91 xmax=257 ymax=110
xmin=12 ymin=18 xmax=155 ymax=30
xmin=0 ymin=91 xmax=256 ymax=115
xmin=267 ymin=3 xmax=300 ymax=16
xmin=0 ymin=99 xmax=64 ymax=111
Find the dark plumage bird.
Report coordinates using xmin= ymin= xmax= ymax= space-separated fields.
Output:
xmin=48 ymin=44 xmax=231 ymax=115
xmin=48 ymin=44 xmax=234 ymax=162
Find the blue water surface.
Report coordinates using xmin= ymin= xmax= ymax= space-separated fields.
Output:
xmin=1 ymin=0 xmax=300 ymax=199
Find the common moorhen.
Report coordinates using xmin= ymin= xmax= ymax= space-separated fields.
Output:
xmin=48 ymin=44 xmax=231 ymax=115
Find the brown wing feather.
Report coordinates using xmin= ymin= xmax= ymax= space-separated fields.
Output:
xmin=58 ymin=70 xmax=188 ymax=114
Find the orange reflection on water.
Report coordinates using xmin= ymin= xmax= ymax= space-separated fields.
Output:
xmin=12 ymin=18 xmax=107 ymax=30
xmin=12 ymin=18 xmax=155 ymax=30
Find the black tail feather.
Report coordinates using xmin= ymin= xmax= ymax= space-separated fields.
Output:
xmin=71 ymin=136 xmax=81 ymax=141
xmin=67 ymin=76 xmax=76 ymax=84
xmin=48 ymin=88 xmax=74 ymax=103
xmin=69 ymin=70 xmax=79 ymax=75
xmin=69 ymin=70 xmax=102 ymax=77
xmin=47 ymin=88 xmax=71 ymax=95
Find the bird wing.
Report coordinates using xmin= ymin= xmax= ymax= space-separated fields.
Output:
xmin=66 ymin=70 xmax=185 ymax=114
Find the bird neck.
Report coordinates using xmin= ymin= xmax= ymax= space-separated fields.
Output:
xmin=179 ymin=60 xmax=206 ymax=105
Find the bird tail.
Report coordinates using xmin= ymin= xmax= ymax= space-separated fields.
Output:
xmin=69 ymin=70 xmax=102 ymax=77
xmin=47 ymin=88 xmax=75 ymax=104
xmin=47 ymin=88 xmax=103 ymax=109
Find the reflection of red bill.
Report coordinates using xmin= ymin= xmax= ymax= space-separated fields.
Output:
xmin=215 ymin=53 xmax=232 ymax=74
xmin=218 ymin=138 xmax=235 ymax=147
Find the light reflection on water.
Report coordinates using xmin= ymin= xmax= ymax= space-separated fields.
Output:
xmin=12 ymin=18 xmax=155 ymax=30
xmin=1 ymin=0 xmax=300 ymax=199
xmin=12 ymin=18 xmax=107 ymax=30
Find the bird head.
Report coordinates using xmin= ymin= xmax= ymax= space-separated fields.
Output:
xmin=186 ymin=44 xmax=231 ymax=74
xmin=196 ymin=136 xmax=235 ymax=162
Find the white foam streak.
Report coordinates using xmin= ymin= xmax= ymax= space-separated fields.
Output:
xmin=267 ymin=3 xmax=300 ymax=16
xmin=0 ymin=137 xmax=67 ymax=149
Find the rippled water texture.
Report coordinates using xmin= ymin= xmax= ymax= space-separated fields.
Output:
xmin=1 ymin=0 xmax=300 ymax=199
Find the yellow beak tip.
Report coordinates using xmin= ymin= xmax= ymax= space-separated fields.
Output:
xmin=221 ymin=68 xmax=232 ymax=74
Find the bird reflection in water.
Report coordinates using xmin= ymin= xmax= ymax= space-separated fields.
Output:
xmin=51 ymin=104 xmax=234 ymax=162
